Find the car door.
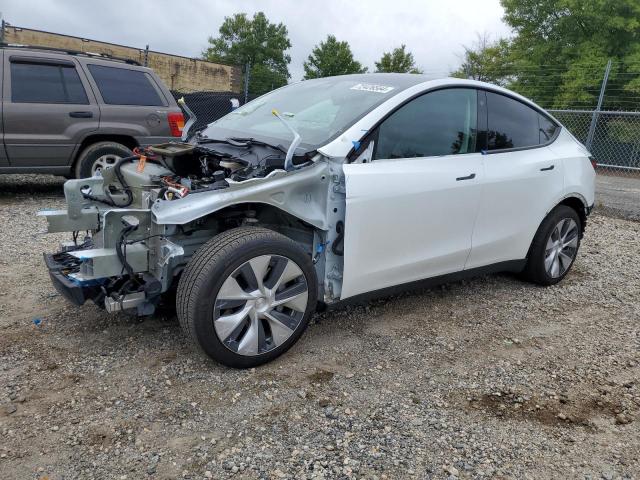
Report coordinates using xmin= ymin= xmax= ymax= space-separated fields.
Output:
xmin=341 ymin=88 xmax=485 ymax=299
xmin=465 ymin=90 xmax=564 ymax=269
xmin=2 ymin=52 xmax=99 ymax=167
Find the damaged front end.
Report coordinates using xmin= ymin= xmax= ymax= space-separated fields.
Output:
xmin=40 ymin=137 xmax=333 ymax=315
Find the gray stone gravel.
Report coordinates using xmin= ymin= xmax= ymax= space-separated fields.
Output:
xmin=0 ymin=174 xmax=639 ymax=480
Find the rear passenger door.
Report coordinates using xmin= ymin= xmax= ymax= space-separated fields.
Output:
xmin=466 ymin=90 xmax=563 ymax=269
xmin=82 ymin=63 xmax=172 ymax=143
xmin=2 ymin=52 xmax=99 ymax=167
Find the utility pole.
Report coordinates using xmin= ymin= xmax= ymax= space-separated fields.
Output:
xmin=586 ymin=58 xmax=612 ymax=152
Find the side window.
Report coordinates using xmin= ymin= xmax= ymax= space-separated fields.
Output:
xmin=88 ymin=65 xmax=165 ymax=106
xmin=10 ymin=61 xmax=88 ymax=104
xmin=486 ymin=92 xmax=541 ymax=150
xmin=539 ymin=114 xmax=558 ymax=143
xmin=374 ymin=88 xmax=477 ymax=160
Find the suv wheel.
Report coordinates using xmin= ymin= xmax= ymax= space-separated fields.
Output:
xmin=75 ymin=141 xmax=133 ymax=178
xmin=177 ymin=227 xmax=318 ymax=368
xmin=522 ymin=205 xmax=582 ymax=285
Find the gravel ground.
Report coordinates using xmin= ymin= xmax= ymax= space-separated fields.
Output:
xmin=1 ymin=175 xmax=639 ymax=480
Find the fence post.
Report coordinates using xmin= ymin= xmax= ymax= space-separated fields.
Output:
xmin=586 ymin=58 xmax=612 ymax=152
xmin=243 ymin=62 xmax=251 ymax=104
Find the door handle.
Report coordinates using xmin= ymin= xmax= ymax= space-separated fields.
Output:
xmin=456 ymin=173 xmax=476 ymax=181
xmin=540 ymin=165 xmax=555 ymax=171
xmin=69 ymin=111 xmax=93 ymax=118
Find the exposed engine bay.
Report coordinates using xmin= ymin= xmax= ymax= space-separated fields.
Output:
xmin=40 ymin=138 xmax=346 ymax=317
xmin=88 ymin=139 xmax=314 ymax=209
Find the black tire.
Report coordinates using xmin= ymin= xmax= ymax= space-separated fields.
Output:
xmin=521 ymin=205 xmax=582 ymax=286
xmin=177 ymin=227 xmax=318 ymax=368
xmin=74 ymin=141 xmax=133 ymax=178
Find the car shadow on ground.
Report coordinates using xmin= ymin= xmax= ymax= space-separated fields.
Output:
xmin=0 ymin=174 xmax=66 ymax=196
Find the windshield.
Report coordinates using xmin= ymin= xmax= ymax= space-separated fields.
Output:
xmin=201 ymin=76 xmax=418 ymax=149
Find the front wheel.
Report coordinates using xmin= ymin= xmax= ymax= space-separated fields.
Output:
xmin=177 ymin=227 xmax=318 ymax=368
xmin=522 ymin=205 xmax=582 ymax=286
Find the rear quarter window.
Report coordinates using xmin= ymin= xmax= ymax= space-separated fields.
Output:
xmin=88 ymin=64 xmax=166 ymax=106
xmin=539 ymin=114 xmax=559 ymax=143
xmin=486 ymin=91 xmax=555 ymax=150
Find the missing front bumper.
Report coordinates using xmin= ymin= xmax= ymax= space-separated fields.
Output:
xmin=44 ymin=253 xmax=104 ymax=306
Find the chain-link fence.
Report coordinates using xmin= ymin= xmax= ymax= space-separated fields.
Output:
xmin=549 ymin=110 xmax=640 ymax=173
xmin=171 ymin=90 xmax=259 ymax=132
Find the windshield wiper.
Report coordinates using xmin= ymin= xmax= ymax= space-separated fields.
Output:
xmin=271 ymin=110 xmax=302 ymax=171
xmin=226 ymin=137 xmax=288 ymax=154
xmin=197 ymin=136 xmax=287 ymax=155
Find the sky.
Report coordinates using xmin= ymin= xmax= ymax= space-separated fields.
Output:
xmin=1 ymin=0 xmax=512 ymax=81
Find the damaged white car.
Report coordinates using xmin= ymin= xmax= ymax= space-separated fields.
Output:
xmin=42 ymin=74 xmax=595 ymax=368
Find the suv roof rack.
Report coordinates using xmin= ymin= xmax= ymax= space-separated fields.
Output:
xmin=0 ymin=43 xmax=142 ymax=66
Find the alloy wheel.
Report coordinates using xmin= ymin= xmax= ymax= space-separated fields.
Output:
xmin=213 ymin=254 xmax=309 ymax=356
xmin=91 ymin=153 xmax=121 ymax=176
xmin=544 ymin=218 xmax=579 ymax=278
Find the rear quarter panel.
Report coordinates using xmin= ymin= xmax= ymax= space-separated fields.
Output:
xmin=548 ymin=129 xmax=596 ymax=207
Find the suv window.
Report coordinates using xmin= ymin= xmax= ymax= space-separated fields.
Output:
xmin=10 ymin=61 xmax=88 ymax=104
xmin=88 ymin=65 xmax=165 ymax=106
xmin=374 ymin=88 xmax=477 ymax=160
xmin=486 ymin=91 xmax=557 ymax=150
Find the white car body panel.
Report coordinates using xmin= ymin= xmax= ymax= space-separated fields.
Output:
xmin=341 ymin=153 xmax=484 ymax=299
xmin=465 ymin=145 xmax=564 ymax=269
xmin=333 ymin=77 xmax=595 ymax=300
xmin=549 ymin=129 xmax=596 ymax=207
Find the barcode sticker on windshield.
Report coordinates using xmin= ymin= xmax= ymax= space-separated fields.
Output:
xmin=350 ymin=83 xmax=395 ymax=94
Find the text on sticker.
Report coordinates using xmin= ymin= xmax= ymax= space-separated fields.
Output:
xmin=350 ymin=83 xmax=395 ymax=94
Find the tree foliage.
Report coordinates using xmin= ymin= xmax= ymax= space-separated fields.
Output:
xmin=374 ymin=44 xmax=423 ymax=74
xmin=451 ymin=34 xmax=511 ymax=86
xmin=452 ymin=1 xmax=640 ymax=110
xmin=203 ymin=12 xmax=291 ymax=95
xmin=303 ymin=35 xmax=367 ymax=79
xmin=502 ymin=0 xmax=640 ymax=109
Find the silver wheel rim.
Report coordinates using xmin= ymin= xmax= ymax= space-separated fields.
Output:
xmin=213 ymin=254 xmax=309 ymax=356
xmin=545 ymin=218 xmax=579 ymax=278
xmin=91 ymin=153 xmax=121 ymax=176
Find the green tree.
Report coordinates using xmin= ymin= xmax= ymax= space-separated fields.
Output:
xmin=500 ymin=0 xmax=640 ymax=109
xmin=303 ymin=35 xmax=367 ymax=79
xmin=375 ymin=44 xmax=423 ymax=74
xmin=451 ymin=34 xmax=512 ymax=86
xmin=203 ymin=12 xmax=291 ymax=95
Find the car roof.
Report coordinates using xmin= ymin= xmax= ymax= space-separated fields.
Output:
xmin=1 ymin=44 xmax=145 ymax=68
xmin=302 ymin=74 xmax=545 ymax=111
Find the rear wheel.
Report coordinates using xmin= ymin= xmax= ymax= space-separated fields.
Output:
xmin=74 ymin=141 xmax=133 ymax=178
xmin=177 ymin=227 xmax=317 ymax=368
xmin=522 ymin=205 xmax=582 ymax=285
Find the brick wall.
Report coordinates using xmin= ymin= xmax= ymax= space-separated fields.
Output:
xmin=3 ymin=25 xmax=242 ymax=93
